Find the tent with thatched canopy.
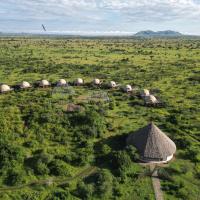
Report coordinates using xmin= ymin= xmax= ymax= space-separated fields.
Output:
xmin=39 ymin=80 xmax=50 ymax=87
xmin=127 ymin=122 xmax=176 ymax=163
xmin=20 ymin=81 xmax=31 ymax=89
xmin=0 ymin=84 xmax=13 ymax=93
xmin=57 ymin=79 xmax=67 ymax=87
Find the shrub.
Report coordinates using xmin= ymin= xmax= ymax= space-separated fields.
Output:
xmin=126 ymin=145 xmax=140 ymax=161
xmin=0 ymin=139 xmax=24 ymax=169
xmin=49 ymin=160 xmax=70 ymax=176
xmin=5 ymin=168 xmax=25 ymax=186
xmin=110 ymin=150 xmax=132 ymax=177
xmin=47 ymin=189 xmax=71 ymax=200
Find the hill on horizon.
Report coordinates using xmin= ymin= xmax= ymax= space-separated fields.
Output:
xmin=134 ymin=30 xmax=183 ymax=37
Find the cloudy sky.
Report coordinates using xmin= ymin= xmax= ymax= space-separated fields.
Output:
xmin=0 ymin=0 xmax=200 ymax=35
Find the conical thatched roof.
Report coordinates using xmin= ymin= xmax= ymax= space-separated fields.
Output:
xmin=20 ymin=81 xmax=31 ymax=89
xmin=127 ymin=122 xmax=176 ymax=162
xmin=0 ymin=84 xmax=12 ymax=93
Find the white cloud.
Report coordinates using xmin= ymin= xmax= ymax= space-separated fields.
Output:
xmin=3 ymin=0 xmax=200 ymax=21
xmin=100 ymin=0 xmax=200 ymax=21
xmin=1 ymin=0 xmax=200 ymax=33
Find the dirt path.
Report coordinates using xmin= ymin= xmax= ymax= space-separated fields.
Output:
xmin=150 ymin=165 xmax=164 ymax=200
xmin=0 ymin=166 xmax=97 ymax=192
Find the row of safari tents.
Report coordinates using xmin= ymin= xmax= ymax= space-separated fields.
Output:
xmin=1 ymin=78 xmax=131 ymax=93
xmin=1 ymin=79 xmax=160 ymax=105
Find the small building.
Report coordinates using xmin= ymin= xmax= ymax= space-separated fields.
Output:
xmin=93 ymin=78 xmax=101 ymax=85
xmin=124 ymin=85 xmax=132 ymax=93
xmin=141 ymin=89 xmax=150 ymax=97
xmin=0 ymin=84 xmax=13 ymax=93
xmin=145 ymin=95 xmax=158 ymax=104
xmin=20 ymin=81 xmax=31 ymax=89
xmin=57 ymin=79 xmax=67 ymax=87
xmin=75 ymin=78 xmax=84 ymax=86
xmin=39 ymin=80 xmax=51 ymax=87
xmin=109 ymin=81 xmax=117 ymax=88
xmin=127 ymin=122 xmax=176 ymax=163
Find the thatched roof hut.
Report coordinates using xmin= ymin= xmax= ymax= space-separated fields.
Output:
xmin=141 ymin=89 xmax=150 ymax=97
xmin=93 ymin=78 xmax=101 ymax=85
xmin=57 ymin=79 xmax=67 ymax=87
xmin=0 ymin=84 xmax=12 ymax=93
xmin=127 ymin=122 xmax=176 ymax=163
xmin=124 ymin=85 xmax=132 ymax=93
xmin=145 ymin=95 xmax=158 ymax=104
xmin=20 ymin=81 xmax=31 ymax=89
xmin=109 ymin=81 xmax=117 ymax=88
xmin=75 ymin=78 xmax=84 ymax=86
xmin=39 ymin=80 xmax=50 ymax=87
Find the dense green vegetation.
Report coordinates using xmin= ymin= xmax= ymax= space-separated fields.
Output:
xmin=0 ymin=37 xmax=199 ymax=200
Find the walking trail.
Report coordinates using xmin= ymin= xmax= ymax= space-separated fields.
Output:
xmin=150 ymin=164 xmax=164 ymax=200
xmin=0 ymin=166 xmax=97 ymax=192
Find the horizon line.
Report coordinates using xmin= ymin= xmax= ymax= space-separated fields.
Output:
xmin=0 ymin=30 xmax=199 ymax=36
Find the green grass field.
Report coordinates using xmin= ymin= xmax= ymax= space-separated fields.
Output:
xmin=0 ymin=37 xmax=199 ymax=200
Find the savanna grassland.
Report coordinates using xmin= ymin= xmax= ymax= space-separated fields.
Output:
xmin=0 ymin=37 xmax=199 ymax=200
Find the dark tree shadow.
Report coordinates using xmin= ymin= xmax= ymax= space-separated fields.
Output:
xmin=93 ymin=132 xmax=131 ymax=170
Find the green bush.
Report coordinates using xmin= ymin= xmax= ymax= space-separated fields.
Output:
xmin=5 ymin=168 xmax=26 ymax=186
xmin=47 ymin=189 xmax=71 ymax=200
xmin=49 ymin=160 xmax=70 ymax=176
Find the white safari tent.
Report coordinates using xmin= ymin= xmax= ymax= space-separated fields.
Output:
xmin=141 ymin=89 xmax=150 ymax=97
xmin=145 ymin=95 xmax=158 ymax=104
xmin=20 ymin=81 xmax=31 ymax=89
xmin=57 ymin=79 xmax=67 ymax=87
xmin=124 ymin=85 xmax=132 ymax=93
xmin=75 ymin=78 xmax=84 ymax=86
xmin=109 ymin=81 xmax=117 ymax=88
xmin=39 ymin=80 xmax=51 ymax=87
xmin=127 ymin=122 xmax=176 ymax=163
xmin=93 ymin=79 xmax=101 ymax=85
xmin=0 ymin=84 xmax=13 ymax=93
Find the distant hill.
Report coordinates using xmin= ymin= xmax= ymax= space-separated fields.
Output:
xmin=134 ymin=30 xmax=183 ymax=37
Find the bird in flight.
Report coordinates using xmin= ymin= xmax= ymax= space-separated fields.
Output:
xmin=42 ymin=24 xmax=46 ymax=31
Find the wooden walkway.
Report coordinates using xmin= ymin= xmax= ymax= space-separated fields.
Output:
xmin=150 ymin=165 xmax=164 ymax=200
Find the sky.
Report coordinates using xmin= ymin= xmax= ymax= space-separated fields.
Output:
xmin=0 ymin=0 xmax=200 ymax=35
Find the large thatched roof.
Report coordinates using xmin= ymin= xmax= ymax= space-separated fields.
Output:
xmin=127 ymin=122 xmax=176 ymax=161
